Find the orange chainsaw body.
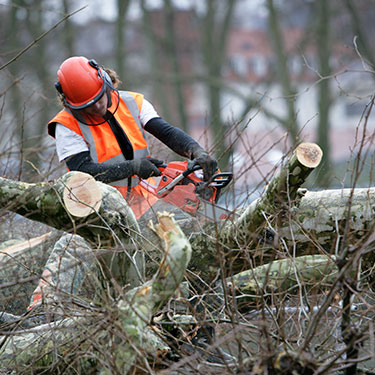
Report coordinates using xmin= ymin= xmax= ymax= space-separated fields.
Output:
xmin=139 ymin=161 xmax=232 ymax=216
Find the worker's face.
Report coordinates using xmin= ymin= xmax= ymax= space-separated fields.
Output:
xmin=83 ymin=93 xmax=108 ymax=117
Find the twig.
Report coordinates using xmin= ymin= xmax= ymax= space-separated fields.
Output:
xmin=0 ymin=6 xmax=87 ymax=71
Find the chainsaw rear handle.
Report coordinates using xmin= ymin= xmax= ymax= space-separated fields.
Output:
xmin=185 ymin=160 xmax=233 ymax=189
xmin=208 ymin=172 xmax=233 ymax=188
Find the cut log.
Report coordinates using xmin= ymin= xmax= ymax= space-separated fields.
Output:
xmin=62 ymin=172 xmax=102 ymax=217
xmin=224 ymin=142 xmax=323 ymax=244
xmin=279 ymin=187 xmax=375 ymax=267
xmin=0 ymin=172 xmax=139 ymax=247
xmin=0 ymin=213 xmax=192 ymax=373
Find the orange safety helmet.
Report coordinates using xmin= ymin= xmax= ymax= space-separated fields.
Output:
xmin=55 ymin=56 xmax=113 ymax=110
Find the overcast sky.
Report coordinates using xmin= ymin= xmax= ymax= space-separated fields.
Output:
xmin=69 ymin=0 xmax=266 ymax=24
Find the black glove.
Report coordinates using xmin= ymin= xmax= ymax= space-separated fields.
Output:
xmin=131 ymin=157 xmax=163 ymax=179
xmin=191 ymin=147 xmax=218 ymax=181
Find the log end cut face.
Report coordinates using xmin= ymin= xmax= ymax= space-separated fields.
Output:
xmin=296 ymin=142 xmax=323 ymax=168
xmin=63 ymin=172 xmax=102 ymax=217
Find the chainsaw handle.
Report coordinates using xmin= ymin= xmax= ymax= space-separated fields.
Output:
xmin=157 ymin=161 xmax=202 ymax=177
xmin=183 ymin=162 xmax=202 ymax=177
xmin=208 ymin=172 xmax=233 ymax=189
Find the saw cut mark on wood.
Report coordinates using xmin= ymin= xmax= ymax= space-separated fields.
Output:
xmin=0 ymin=232 xmax=51 ymax=259
xmin=296 ymin=142 xmax=323 ymax=168
xmin=63 ymin=172 xmax=102 ymax=218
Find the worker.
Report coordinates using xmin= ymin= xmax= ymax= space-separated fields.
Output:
xmin=49 ymin=56 xmax=217 ymax=218
xmin=11 ymin=55 xmax=217 ymax=314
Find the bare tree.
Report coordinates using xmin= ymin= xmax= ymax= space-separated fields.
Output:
xmin=162 ymin=0 xmax=189 ymax=131
xmin=200 ymin=0 xmax=238 ymax=167
xmin=315 ymin=0 xmax=333 ymax=187
xmin=62 ymin=0 xmax=75 ymax=56
xmin=266 ymin=0 xmax=299 ymax=144
xmin=115 ymin=0 xmax=131 ymax=79
xmin=344 ymin=0 xmax=375 ymax=71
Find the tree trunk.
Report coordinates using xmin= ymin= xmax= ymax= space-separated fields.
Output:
xmin=0 ymin=171 xmax=139 ymax=247
xmin=279 ymin=187 xmax=375 ymax=259
xmin=315 ymin=0 xmax=333 ymax=187
xmin=115 ymin=0 xmax=130 ymax=79
xmin=201 ymin=0 xmax=237 ymax=168
xmin=224 ymin=142 xmax=323 ymax=245
xmin=140 ymin=0 xmax=171 ymax=120
xmin=163 ymin=0 xmax=189 ymax=131
xmin=266 ymin=0 xmax=299 ymax=144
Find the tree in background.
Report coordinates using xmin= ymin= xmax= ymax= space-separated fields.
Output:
xmin=140 ymin=0 xmax=171 ymax=121
xmin=1 ymin=0 xmax=66 ymax=181
xmin=344 ymin=0 xmax=375 ymax=71
xmin=263 ymin=0 xmax=374 ymax=187
xmin=266 ymin=0 xmax=299 ymax=144
xmin=200 ymin=0 xmax=238 ymax=168
xmin=314 ymin=0 xmax=332 ymax=187
xmin=138 ymin=0 xmax=237 ymax=168
xmin=115 ymin=0 xmax=131 ymax=79
xmin=0 ymin=0 xmax=374 ymax=188
xmin=264 ymin=0 xmax=334 ymax=187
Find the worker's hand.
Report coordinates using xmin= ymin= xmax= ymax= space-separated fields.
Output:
xmin=131 ymin=157 xmax=163 ymax=179
xmin=192 ymin=148 xmax=218 ymax=181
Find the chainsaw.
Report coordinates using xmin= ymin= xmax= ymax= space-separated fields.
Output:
xmin=139 ymin=160 xmax=234 ymax=221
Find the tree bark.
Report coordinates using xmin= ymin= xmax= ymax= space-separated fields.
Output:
xmin=216 ymin=254 xmax=337 ymax=312
xmin=223 ymin=142 xmax=323 ymax=245
xmin=279 ymin=187 xmax=375 ymax=259
xmin=0 ymin=171 xmax=139 ymax=247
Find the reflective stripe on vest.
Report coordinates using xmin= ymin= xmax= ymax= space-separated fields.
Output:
xmin=63 ymin=91 xmax=150 ymax=189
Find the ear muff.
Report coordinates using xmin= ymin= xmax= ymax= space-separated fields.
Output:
xmin=54 ymin=81 xmax=64 ymax=96
xmin=88 ymin=59 xmax=114 ymax=90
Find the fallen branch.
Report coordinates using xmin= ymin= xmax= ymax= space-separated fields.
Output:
xmin=0 ymin=212 xmax=191 ymax=373
xmin=0 ymin=171 xmax=139 ymax=247
xmin=224 ymin=142 xmax=323 ymax=247
xmin=217 ymin=254 xmax=337 ymax=312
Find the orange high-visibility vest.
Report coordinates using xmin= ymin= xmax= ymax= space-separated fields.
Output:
xmin=48 ymin=91 xmax=150 ymax=196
